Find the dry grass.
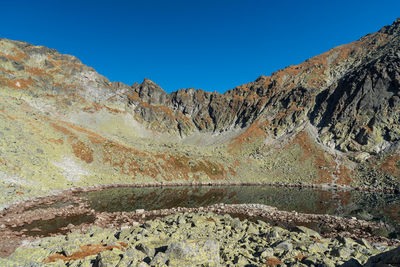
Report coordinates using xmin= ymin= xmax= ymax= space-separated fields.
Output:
xmin=286 ymin=131 xmax=336 ymax=184
xmin=71 ymin=140 xmax=93 ymax=164
xmin=264 ymin=257 xmax=283 ymax=266
xmin=43 ymin=242 xmax=127 ymax=263
xmin=228 ymin=120 xmax=267 ymax=153
xmin=380 ymin=153 xmax=400 ymax=179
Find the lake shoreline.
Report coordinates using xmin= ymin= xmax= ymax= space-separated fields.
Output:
xmin=2 ymin=180 xmax=397 ymax=212
xmin=1 ymin=187 xmax=399 ymax=257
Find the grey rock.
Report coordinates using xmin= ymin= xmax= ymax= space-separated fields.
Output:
xmin=96 ymin=249 xmax=123 ymax=267
xmin=124 ymin=248 xmax=146 ymax=262
xmin=331 ymin=247 xmax=353 ymax=259
xmin=274 ymin=240 xmax=293 ymax=251
xmin=340 ymin=258 xmax=362 ymax=267
xmin=260 ymin=248 xmax=274 ymax=258
xmin=62 ymin=243 xmax=80 ymax=257
xmin=230 ymin=218 xmax=243 ymax=230
xmin=150 ymin=252 xmax=167 ymax=266
xmin=165 ymin=239 xmax=220 ymax=266
xmin=302 ymin=255 xmax=320 ymax=265
xmin=247 ymin=224 xmax=259 ymax=235
xmin=269 ymin=229 xmax=281 ymax=239
xmin=356 ymin=238 xmax=372 ymax=249
xmin=322 ymin=258 xmax=336 ymax=267
xmin=365 ymin=246 xmax=400 ymax=266
xmin=234 ymin=255 xmax=249 ymax=265
xmin=308 ymin=242 xmax=328 ymax=253
xmin=337 ymin=236 xmax=357 ymax=248
xmin=295 ymin=226 xmax=321 ymax=239
xmin=135 ymin=243 xmax=155 ymax=257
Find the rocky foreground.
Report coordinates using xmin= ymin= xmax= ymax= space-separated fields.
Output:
xmin=1 ymin=212 xmax=399 ymax=266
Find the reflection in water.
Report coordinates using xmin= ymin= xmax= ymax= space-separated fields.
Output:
xmin=11 ymin=214 xmax=96 ymax=236
xmin=77 ymin=186 xmax=400 ymax=234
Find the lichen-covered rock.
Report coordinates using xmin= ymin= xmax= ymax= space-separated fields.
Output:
xmin=295 ymin=225 xmax=322 ymax=239
xmin=135 ymin=243 xmax=155 ymax=257
xmin=165 ymin=239 xmax=220 ymax=266
xmin=274 ymin=240 xmax=293 ymax=251
xmin=3 ymin=212 xmax=395 ymax=266
xmin=62 ymin=243 xmax=81 ymax=257
xmin=7 ymin=247 xmax=52 ymax=265
xmin=96 ymin=248 xmax=123 ymax=267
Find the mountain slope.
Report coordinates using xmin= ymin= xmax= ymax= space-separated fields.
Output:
xmin=1 ymin=19 xmax=400 ymax=206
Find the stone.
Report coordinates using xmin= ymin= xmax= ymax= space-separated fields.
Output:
xmin=67 ymin=260 xmax=81 ymax=267
xmin=295 ymin=226 xmax=321 ymax=239
xmin=150 ymin=252 xmax=167 ymax=266
xmin=8 ymin=247 xmax=52 ymax=264
xmin=269 ymin=229 xmax=280 ymax=239
xmin=177 ymin=215 xmax=186 ymax=225
xmin=96 ymin=249 xmax=123 ymax=267
xmin=356 ymin=238 xmax=372 ymax=249
xmin=308 ymin=242 xmax=328 ymax=253
xmin=135 ymin=209 xmax=145 ymax=214
xmin=260 ymin=248 xmax=274 ymax=258
xmin=340 ymin=258 xmax=362 ymax=267
xmin=165 ymin=239 xmax=220 ymax=266
xmin=274 ymin=240 xmax=293 ymax=251
xmin=322 ymin=258 xmax=336 ymax=267
xmin=62 ymin=243 xmax=81 ymax=257
xmin=135 ymin=243 xmax=155 ymax=257
xmin=235 ymin=256 xmax=249 ymax=265
xmin=247 ymin=224 xmax=259 ymax=235
xmin=79 ymin=258 xmax=95 ymax=267
xmin=365 ymin=246 xmax=400 ymax=266
xmin=124 ymin=247 xmax=146 ymax=262
xmin=302 ymin=255 xmax=320 ymax=265
xmin=331 ymin=247 xmax=353 ymax=259
xmin=337 ymin=236 xmax=357 ymax=248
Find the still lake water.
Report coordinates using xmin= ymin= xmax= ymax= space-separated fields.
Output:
xmin=13 ymin=186 xmax=400 ymax=238
xmin=77 ymin=185 xmax=400 ymax=235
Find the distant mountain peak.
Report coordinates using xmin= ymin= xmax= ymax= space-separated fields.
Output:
xmin=379 ymin=17 xmax=400 ymax=34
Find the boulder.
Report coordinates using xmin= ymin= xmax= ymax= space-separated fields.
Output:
xmin=165 ymin=239 xmax=220 ymax=266
xmin=274 ymin=240 xmax=293 ymax=251
xmin=340 ymin=258 xmax=362 ymax=267
xmin=295 ymin=226 xmax=321 ymax=239
xmin=96 ymin=248 xmax=123 ymax=267
xmin=365 ymin=246 xmax=400 ymax=266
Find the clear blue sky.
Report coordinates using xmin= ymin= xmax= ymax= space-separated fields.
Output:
xmin=1 ymin=0 xmax=399 ymax=93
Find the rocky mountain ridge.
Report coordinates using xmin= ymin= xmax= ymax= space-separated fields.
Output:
xmin=125 ymin=18 xmax=400 ymax=155
xmin=0 ymin=19 xmax=400 ymax=205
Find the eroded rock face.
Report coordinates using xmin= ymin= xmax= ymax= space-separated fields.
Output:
xmin=125 ymin=17 xmax=400 ymax=153
xmin=311 ymin=43 xmax=400 ymax=154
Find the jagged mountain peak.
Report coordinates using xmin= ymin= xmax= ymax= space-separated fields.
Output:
xmin=379 ymin=17 xmax=400 ymax=35
xmin=132 ymin=78 xmax=167 ymax=105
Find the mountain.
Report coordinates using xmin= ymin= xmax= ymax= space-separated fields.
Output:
xmin=1 ymin=18 xmax=400 ymax=206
